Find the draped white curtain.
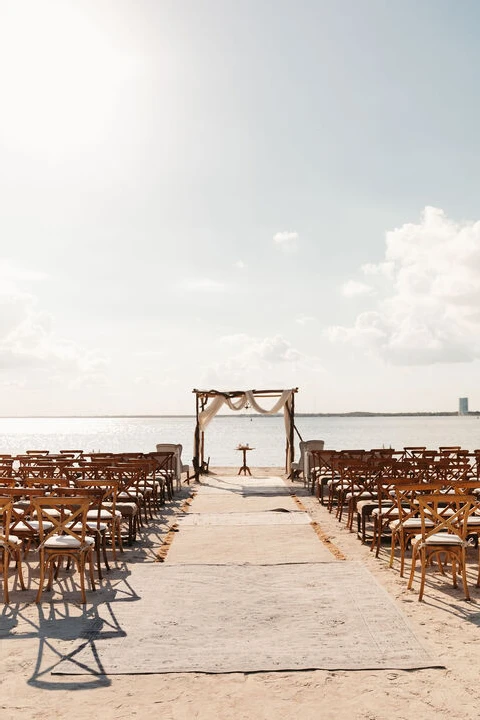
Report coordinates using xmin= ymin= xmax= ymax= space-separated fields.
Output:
xmin=198 ymin=389 xmax=294 ymax=431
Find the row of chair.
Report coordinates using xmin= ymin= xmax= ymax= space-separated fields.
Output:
xmin=303 ymin=446 xmax=480 ymax=601
xmin=0 ymin=448 xmax=186 ymax=604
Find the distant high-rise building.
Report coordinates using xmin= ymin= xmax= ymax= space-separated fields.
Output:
xmin=459 ymin=397 xmax=469 ymax=415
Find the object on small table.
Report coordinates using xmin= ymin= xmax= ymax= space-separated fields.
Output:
xmin=236 ymin=444 xmax=255 ymax=476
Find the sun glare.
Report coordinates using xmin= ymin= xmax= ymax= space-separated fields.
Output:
xmin=1 ymin=2 xmax=140 ymax=150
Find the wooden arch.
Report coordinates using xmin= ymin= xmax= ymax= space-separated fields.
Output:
xmin=192 ymin=388 xmax=299 ymax=481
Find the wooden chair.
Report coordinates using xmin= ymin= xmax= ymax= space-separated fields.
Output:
xmin=0 ymin=497 xmax=26 ymax=603
xmin=74 ymin=479 xmax=124 ymax=559
xmin=33 ymin=496 xmax=96 ymax=604
xmin=7 ymin=487 xmax=51 ymax=557
xmin=148 ymin=451 xmax=176 ymax=501
xmin=309 ymin=450 xmax=337 ymax=503
xmin=408 ymin=493 xmax=479 ymax=601
xmin=155 ymin=444 xmax=191 ymax=489
xmin=54 ymin=486 xmax=109 ymax=581
xmin=326 ymin=451 xmax=365 ymax=513
xmin=290 ymin=440 xmax=325 ymax=489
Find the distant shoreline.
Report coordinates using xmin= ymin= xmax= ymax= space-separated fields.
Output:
xmin=0 ymin=412 xmax=477 ymax=419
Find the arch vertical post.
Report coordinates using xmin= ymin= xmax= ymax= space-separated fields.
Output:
xmin=193 ymin=392 xmax=200 ymax=482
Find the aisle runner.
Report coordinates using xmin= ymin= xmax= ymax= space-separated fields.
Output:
xmin=55 ymin=562 xmax=439 ymax=674
xmin=165 ymin=474 xmax=335 ymax=564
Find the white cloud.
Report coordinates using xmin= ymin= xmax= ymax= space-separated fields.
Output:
xmin=235 ymin=260 xmax=246 ymax=270
xmin=328 ymin=207 xmax=480 ymax=365
xmin=201 ymin=333 xmax=323 ymax=389
xmin=341 ymin=280 xmax=374 ymax=298
xmin=296 ymin=315 xmax=316 ymax=326
xmin=0 ymin=260 xmax=109 ymax=377
xmin=180 ymin=278 xmax=226 ymax=293
xmin=273 ymin=231 xmax=299 ymax=253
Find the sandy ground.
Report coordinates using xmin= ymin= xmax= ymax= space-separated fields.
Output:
xmin=2 ymin=466 xmax=480 ymax=719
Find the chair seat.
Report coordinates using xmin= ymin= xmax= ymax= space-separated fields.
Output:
xmin=33 ymin=508 xmax=71 ymax=519
xmin=12 ymin=520 xmax=54 ymax=533
xmin=44 ymin=535 xmax=95 ymax=549
xmin=414 ymin=532 xmax=466 ymax=547
xmin=390 ymin=518 xmax=435 ymax=530
xmin=0 ymin=534 xmax=22 ymax=547
xmin=72 ymin=522 xmax=108 ymax=532
xmin=345 ymin=491 xmax=376 ymax=501
xmin=372 ymin=506 xmax=399 ymax=517
xmin=356 ymin=499 xmax=379 ymax=513
xmin=115 ymin=502 xmax=138 ymax=516
xmin=87 ymin=509 xmax=122 ymax=520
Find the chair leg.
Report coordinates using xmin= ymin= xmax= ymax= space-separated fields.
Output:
xmin=101 ymin=531 xmax=110 ymax=573
xmin=407 ymin=542 xmax=418 ymax=591
xmin=461 ymin=549 xmax=470 ymax=601
xmin=78 ymin=556 xmax=86 ymax=605
xmin=3 ymin=548 xmax=9 ymax=604
xmin=15 ymin=549 xmax=26 ymax=591
xmin=95 ymin=533 xmax=103 ymax=581
xmin=88 ymin=550 xmax=96 ymax=592
xmin=36 ymin=551 xmax=46 ymax=603
xmin=418 ymin=548 xmax=427 ymax=601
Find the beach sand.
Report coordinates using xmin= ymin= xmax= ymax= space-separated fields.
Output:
xmin=2 ymin=466 xmax=480 ymax=719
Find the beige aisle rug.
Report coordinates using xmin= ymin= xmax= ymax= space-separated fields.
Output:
xmin=177 ymin=511 xmax=310 ymax=526
xmin=164 ymin=524 xmax=335 ymax=563
xmin=55 ymin=562 xmax=439 ymax=674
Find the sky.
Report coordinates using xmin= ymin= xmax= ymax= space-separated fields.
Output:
xmin=1 ymin=0 xmax=480 ymax=415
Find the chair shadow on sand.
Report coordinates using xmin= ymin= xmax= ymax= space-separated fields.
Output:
xmin=0 ymin=567 xmax=141 ymax=690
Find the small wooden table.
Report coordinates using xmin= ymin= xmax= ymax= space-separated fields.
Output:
xmin=236 ymin=445 xmax=255 ymax=476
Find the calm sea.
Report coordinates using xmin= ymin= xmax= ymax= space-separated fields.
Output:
xmin=0 ymin=415 xmax=480 ymax=467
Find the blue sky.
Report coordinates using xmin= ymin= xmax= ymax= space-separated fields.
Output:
xmin=1 ymin=0 xmax=480 ymax=415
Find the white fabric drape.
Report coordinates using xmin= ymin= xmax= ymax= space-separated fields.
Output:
xmin=198 ymin=389 xmax=294 ymax=431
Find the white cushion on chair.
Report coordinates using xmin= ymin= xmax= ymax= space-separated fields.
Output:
xmin=0 ymin=534 xmax=22 ymax=546
xmin=13 ymin=521 xmax=54 ymax=532
xmin=44 ymin=535 xmax=95 ymax=548
xmin=413 ymin=532 xmax=465 ymax=546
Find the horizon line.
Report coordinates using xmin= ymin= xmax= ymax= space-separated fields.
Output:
xmin=0 ymin=411 xmax=476 ymax=419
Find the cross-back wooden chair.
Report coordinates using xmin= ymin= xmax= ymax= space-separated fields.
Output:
xmin=334 ymin=458 xmax=373 ymax=526
xmin=327 ymin=450 xmax=366 ymax=513
xmin=0 ymin=496 xmax=26 ymax=603
xmin=355 ymin=459 xmax=399 ymax=546
xmin=17 ymin=461 xmax=63 ymax=483
xmin=310 ymin=450 xmax=337 ymax=503
xmin=0 ymin=458 xmax=15 ymax=478
xmin=403 ymin=447 xmax=427 ymax=459
xmin=74 ymin=478 xmax=123 ymax=559
xmin=408 ymin=492 xmax=479 ymax=601
xmin=390 ymin=481 xmax=439 ymax=577
xmin=6 ymin=487 xmax=51 ymax=557
xmin=59 ymin=450 xmax=84 ymax=460
xmin=33 ymin=496 xmax=96 ymax=604
xmin=147 ymin=451 xmax=176 ymax=501
xmin=108 ymin=462 xmax=144 ymax=544
xmin=391 ymin=479 xmax=480 ymax=578
xmin=54 ymin=486 xmax=109 ymax=580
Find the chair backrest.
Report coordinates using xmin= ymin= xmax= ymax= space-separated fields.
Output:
xmin=296 ymin=440 xmax=325 ymax=477
xmin=74 ymin=479 xmax=118 ymax=512
xmin=417 ymin=493 xmax=478 ymax=541
xmin=6 ymin=488 xmax=50 ymax=536
xmin=155 ymin=444 xmax=182 ymax=479
xmin=32 ymin=496 xmax=91 ymax=547
xmin=0 ymin=497 xmax=13 ymax=546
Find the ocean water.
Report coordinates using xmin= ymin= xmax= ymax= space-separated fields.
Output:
xmin=0 ymin=415 xmax=480 ymax=467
